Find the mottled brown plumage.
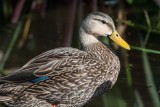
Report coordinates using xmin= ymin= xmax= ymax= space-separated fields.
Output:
xmin=0 ymin=11 xmax=129 ymax=107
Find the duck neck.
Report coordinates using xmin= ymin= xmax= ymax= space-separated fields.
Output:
xmin=79 ymin=28 xmax=100 ymax=50
xmin=79 ymin=27 xmax=110 ymax=60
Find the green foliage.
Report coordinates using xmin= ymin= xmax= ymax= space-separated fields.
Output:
xmin=126 ymin=0 xmax=148 ymax=5
xmin=131 ymin=46 xmax=160 ymax=54
xmin=0 ymin=21 xmax=22 ymax=74
xmin=134 ymin=90 xmax=144 ymax=107
xmin=0 ymin=0 xmax=160 ymax=107
xmin=142 ymin=50 xmax=160 ymax=107
xmin=103 ymin=88 xmax=127 ymax=107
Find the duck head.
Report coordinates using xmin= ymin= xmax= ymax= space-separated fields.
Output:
xmin=81 ymin=12 xmax=130 ymax=50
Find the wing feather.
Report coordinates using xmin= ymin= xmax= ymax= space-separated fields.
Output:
xmin=0 ymin=47 xmax=86 ymax=82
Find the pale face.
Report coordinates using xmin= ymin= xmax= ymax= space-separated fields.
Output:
xmin=81 ymin=12 xmax=115 ymax=37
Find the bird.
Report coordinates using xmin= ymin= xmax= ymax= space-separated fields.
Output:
xmin=0 ymin=11 xmax=130 ymax=107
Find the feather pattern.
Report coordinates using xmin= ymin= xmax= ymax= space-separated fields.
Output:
xmin=0 ymin=12 xmax=122 ymax=107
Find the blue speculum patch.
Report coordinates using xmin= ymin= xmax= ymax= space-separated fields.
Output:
xmin=30 ymin=76 xmax=49 ymax=83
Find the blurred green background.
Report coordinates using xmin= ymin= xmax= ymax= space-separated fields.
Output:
xmin=0 ymin=0 xmax=160 ymax=107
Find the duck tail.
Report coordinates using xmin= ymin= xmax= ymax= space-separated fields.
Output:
xmin=0 ymin=81 xmax=26 ymax=97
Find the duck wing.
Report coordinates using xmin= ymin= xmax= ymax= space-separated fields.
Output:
xmin=0 ymin=47 xmax=87 ymax=83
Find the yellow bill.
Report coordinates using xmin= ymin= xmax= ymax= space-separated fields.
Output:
xmin=109 ymin=30 xmax=130 ymax=50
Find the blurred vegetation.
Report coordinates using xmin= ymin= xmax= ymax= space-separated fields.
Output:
xmin=0 ymin=0 xmax=160 ymax=107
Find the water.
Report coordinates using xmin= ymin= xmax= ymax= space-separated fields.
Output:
xmin=1 ymin=1 xmax=160 ymax=107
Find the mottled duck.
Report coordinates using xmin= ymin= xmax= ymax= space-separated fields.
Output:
xmin=0 ymin=11 xmax=130 ymax=107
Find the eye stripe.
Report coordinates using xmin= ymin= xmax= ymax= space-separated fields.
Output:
xmin=93 ymin=18 xmax=113 ymax=30
xmin=93 ymin=18 xmax=107 ymax=24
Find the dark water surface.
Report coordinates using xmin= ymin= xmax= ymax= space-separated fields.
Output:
xmin=1 ymin=1 xmax=160 ymax=107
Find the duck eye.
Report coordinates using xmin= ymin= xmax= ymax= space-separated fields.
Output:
xmin=101 ymin=20 xmax=107 ymax=24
